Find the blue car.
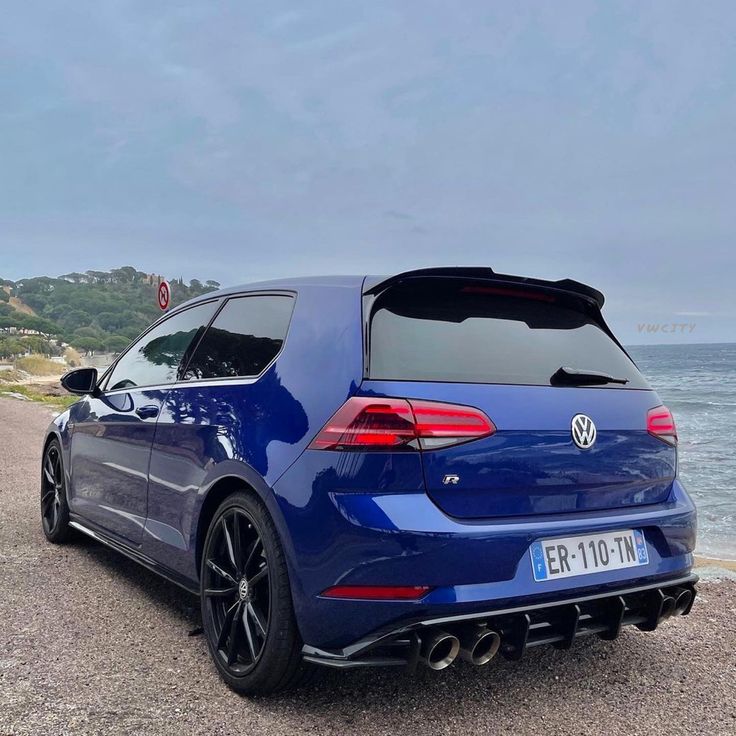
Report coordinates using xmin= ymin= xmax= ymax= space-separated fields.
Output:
xmin=43 ymin=267 xmax=697 ymax=694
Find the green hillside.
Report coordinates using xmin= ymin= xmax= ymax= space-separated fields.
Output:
xmin=0 ymin=267 xmax=219 ymax=359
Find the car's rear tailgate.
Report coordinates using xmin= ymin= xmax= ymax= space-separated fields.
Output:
xmin=358 ymin=380 xmax=675 ymax=519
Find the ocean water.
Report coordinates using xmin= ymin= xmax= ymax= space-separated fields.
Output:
xmin=628 ymin=343 xmax=736 ymax=559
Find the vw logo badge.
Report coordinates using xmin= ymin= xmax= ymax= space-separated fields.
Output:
xmin=571 ymin=414 xmax=597 ymax=449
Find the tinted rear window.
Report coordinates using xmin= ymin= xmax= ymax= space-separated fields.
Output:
xmin=183 ymin=295 xmax=294 ymax=380
xmin=368 ymin=280 xmax=648 ymax=388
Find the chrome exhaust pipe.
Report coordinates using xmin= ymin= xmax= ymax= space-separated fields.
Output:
xmin=674 ymin=588 xmax=693 ymax=615
xmin=419 ymin=630 xmax=460 ymax=670
xmin=459 ymin=627 xmax=501 ymax=666
xmin=660 ymin=595 xmax=676 ymax=620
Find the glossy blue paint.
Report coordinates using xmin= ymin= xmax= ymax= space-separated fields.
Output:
xmin=272 ymin=454 xmax=695 ymax=648
xmin=67 ymin=387 xmax=169 ymax=543
xmin=359 ymin=381 xmax=676 ymax=518
xmin=46 ymin=270 xmax=697 ymax=653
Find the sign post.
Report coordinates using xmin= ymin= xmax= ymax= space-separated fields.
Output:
xmin=158 ymin=279 xmax=171 ymax=311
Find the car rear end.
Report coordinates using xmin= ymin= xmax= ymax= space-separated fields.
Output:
xmin=275 ymin=269 xmax=697 ymax=671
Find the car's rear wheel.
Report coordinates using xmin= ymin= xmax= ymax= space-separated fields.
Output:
xmin=41 ymin=439 xmax=74 ymax=543
xmin=200 ymin=491 xmax=313 ymax=694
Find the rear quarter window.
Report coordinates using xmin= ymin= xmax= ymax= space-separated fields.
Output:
xmin=182 ymin=294 xmax=294 ymax=380
xmin=368 ymin=280 xmax=648 ymax=388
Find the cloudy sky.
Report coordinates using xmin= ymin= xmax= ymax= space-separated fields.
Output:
xmin=1 ymin=1 xmax=734 ymax=343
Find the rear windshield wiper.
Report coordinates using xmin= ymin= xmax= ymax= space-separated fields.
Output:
xmin=551 ymin=366 xmax=629 ymax=386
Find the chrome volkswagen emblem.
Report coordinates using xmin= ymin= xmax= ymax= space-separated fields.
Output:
xmin=571 ymin=414 xmax=596 ymax=449
xmin=238 ymin=578 xmax=250 ymax=601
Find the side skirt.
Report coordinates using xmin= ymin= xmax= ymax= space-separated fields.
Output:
xmin=69 ymin=516 xmax=200 ymax=595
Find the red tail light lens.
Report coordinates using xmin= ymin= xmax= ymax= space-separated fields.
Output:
xmin=321 ymin=585 xmax=431 ymax=600
xmin=308 ymin=397 xmax=495 ymax=451
xmin=647 ymin=405 xmax=677 ymax=445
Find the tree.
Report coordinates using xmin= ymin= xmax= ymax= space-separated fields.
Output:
xmin=105 ymin=335 xmax=130 ymax=353
xmin=0 ymin=337 xmax=26 ymax=358
xmin=98 ymin=311 xmax=125 ymax=332
xmin=86 ymin=271 xmax=110 ymax=284
xmin=73 ymin=337 xmax=103 ymax=355
xmin=59 ymin=309 xmax=92 ymax=332
xmin=21 ymin=336 xmax=51 ymax=354
xmin=60 ymin=272 xmax=87 ymax=283
xmin=2 ymin=265 xmax=220 ymax=355
xmin=119 ymin=325 xmax=144 ymax=340
xmin=111 ymin=266 xmax=138 ymax=283
xmin=73 ymin=326 xmax=104 ymax=340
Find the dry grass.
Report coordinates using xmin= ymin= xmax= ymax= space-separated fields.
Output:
xmin=14 ymin=356 xmax=65 ymax=376
xmin=0 ymin=369 xmax=25 ymax=383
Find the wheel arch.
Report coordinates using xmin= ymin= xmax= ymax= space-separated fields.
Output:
xmin=42 ymin=430 xmax=59 ymax=454
xmin=192 ymin=464 xmax=292 ymax=584
xmin=42 ymin=428 xmax=67 ymax=481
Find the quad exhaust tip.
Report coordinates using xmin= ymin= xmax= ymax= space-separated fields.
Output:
xmin=659 ymin=588 xmax=692 ymax=620
xmin=660 ymin=595 xmax=676 ymax=620
xmin=419 ymin=631 xmax=460 ymax=670
xmin=674 ymin=588 xmax=693 ymax=615
xmin=459 ymin=627 xmax=501 ymax=666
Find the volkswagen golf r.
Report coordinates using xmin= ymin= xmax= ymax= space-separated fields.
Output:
xmin=42 ymin=267 xmax=697 ymax=694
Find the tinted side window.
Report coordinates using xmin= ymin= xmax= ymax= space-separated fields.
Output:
xmin=183 ymin=295 xmax=294 ymax=380
xmin=105 ymin=302 xmax=219 ymax=391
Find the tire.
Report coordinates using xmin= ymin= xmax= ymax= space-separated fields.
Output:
xmin=41 ymin=439 xmax=74 ymax=544
xmin=200 ymin=491 xmax=315 ymax=694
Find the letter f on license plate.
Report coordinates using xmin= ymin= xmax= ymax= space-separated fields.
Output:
xmin=530 ymin=529 xmax=648 ymax=582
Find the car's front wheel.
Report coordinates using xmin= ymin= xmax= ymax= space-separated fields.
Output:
xmin=41 ymin=439 xmax=74 ymax=543
xmin=200 ymin=491 xmax=312 ymax=694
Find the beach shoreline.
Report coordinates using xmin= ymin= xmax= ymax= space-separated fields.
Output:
xmin=695 ymin=554 xmax=736 ymax=572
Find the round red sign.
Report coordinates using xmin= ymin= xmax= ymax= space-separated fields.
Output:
xmin=158 ymin=280 xmax=171 ymax=310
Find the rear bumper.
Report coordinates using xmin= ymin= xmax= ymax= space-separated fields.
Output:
xmin=303 ymin=574 xmax=698 ymax=668
xmin=273 ymin=460 xmax=696 ymax=651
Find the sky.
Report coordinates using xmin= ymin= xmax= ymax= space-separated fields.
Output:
xmin=1 ymin=1 xmax=735 ymax=344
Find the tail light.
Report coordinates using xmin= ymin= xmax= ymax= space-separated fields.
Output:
xmin=647 ymin=405 xmax=677 ymax=445
xmin=308 ymin=397 xmax=495 ymax=451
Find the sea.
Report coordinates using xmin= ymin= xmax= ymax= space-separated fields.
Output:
xmin=628 ymin=343 xmax=736 ymax=560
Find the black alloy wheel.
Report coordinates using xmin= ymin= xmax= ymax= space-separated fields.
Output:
xmin=41 ymin=440 xmax=73 ymax=543
xmin=200 ymin=492 xmax=313 ymax=694
xmin=203 ymin=506 xmax=271 ymax=673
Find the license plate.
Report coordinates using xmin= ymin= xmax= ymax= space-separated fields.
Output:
xmin=530 ymin=529 xmax=648 ymax=582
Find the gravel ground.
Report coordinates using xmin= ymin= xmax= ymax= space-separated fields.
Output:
xmin=1 ymin=396 xmax=734 ymax=736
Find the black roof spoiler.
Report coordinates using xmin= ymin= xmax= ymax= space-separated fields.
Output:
xmin=363 ymin=267 xmax=605 ymax=308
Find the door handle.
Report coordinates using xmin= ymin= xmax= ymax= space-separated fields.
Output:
xmin=135 ymin=405 xmax=160 ymax=419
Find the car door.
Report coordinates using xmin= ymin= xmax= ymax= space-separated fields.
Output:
xmin=68 ymin=300 xmax=219 ymax=544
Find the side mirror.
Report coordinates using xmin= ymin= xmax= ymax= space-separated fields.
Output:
xmin=61 ymin=367 xmax=99 ymax=396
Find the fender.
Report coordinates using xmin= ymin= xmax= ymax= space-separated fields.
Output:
xmin=44 ymin=411 xmax=72 ymax=494
xmin=186 ymin=459 xmax=299 ymax=587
